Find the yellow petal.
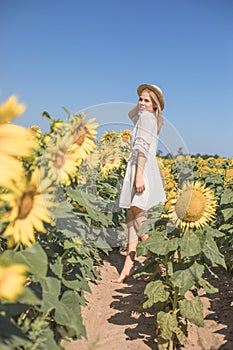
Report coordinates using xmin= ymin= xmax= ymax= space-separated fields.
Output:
xmin=0 ymin=95 xmax=26 ymax=123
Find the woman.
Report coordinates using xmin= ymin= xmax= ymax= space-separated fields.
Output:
xmin=112 ymin=83 xmax=166 ymax=283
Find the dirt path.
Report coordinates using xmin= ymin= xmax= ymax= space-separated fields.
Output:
xmin=63 ymin=250 xmax=233 ymax=350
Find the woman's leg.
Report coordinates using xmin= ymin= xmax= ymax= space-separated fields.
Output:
xmin=112 ymin=208 xmax=138 ymax=283
xmin=112 ymin=206 xmax=147 ymax=283
xmin=133 ymin=207 xmax=148 ymax=240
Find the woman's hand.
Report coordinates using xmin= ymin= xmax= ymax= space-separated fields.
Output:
xmin=135 ymin=176 xmax=145 ymax=193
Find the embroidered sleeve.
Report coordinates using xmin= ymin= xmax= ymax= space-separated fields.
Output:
xmin=132 ymin=111 xmax=157 ymax=158
xmin=134 ymin=136 xmax=150 ymax=153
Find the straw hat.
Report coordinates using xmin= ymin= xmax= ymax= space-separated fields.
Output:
xmin=137 ymin=83 xmax=164 ymax=110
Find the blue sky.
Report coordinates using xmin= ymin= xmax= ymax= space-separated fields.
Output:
xmin=1 ymin=0 xmax=233 ymax=157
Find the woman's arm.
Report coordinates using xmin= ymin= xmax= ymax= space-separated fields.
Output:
xmin=135 ymin=151 xmax=146 ymax=193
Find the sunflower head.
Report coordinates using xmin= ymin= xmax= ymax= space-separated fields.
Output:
xmin=0 ymin=95 xmax=26 ymax=123
xmin=28 ymin=125 xmax=42 ymax=138
xmin=99 ymin=139 xmax=122 ymax=177
xmin=119 ymin=130 xmax=131 ymax=143
xmin=0 ymin=263 xmax=28 ymax=302
xmin=2 ymin=167 xmax=56 ymax=247
xmin=224 ymin=168 xmax=233 ymax=187
xmin=100 ymin=130 xmax=118 ymax=143
xmin=170 ymin=181 xmax=217 ymax=231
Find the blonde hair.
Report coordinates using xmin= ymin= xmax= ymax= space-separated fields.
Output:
xmin=142 ymin=88 xmax=164 ymax=133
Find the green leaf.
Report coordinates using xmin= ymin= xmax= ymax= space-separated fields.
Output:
xmin=205 ymin=226 xmax=226 ymax=238
xmin=50 ymin=257 xmax=63 ymax=278
xmin=54 ymin=291 xmax=86 ymax=338
xmin=171 ymin=262 xmax=204 ymax=295
xmin=221 ymin=188 xmax=233 ymax=204
xmin=0 ymin=315 xmax=30 ymax=348
xmin=142 ymin=233 xmax=168 ymax=255
xmin=18 ymin=286 xmax=42 ymax=305
xmin=25 ymin=315 xmax=63 ymax=350
xmin=221 ymin=207 xmax=233 ymax=221
xmin=171 ymin=268 xmax=194 ymax=296
xmin=41 ymin=111 xmax=52 ymax=120
xmin=219 ymin=223 xmax=233 ymax=232
xmin=39 ymin=277 xmax=61 ymax=313
xmin=203 ymin=238 xmax=226 ymax=268
xmin=167 ymin=237 xmax=179 ymax=252
xmin=54 ymin=201 xmax=75 ymax=219
xmin=179 ymin=296 xmax=204 ymax=327
xmin=189 ymin=261 xmax=205 ymax=280
xmin=198 ymin=277 xmax=218 ymax=294
xmin=12 ymin=243 xmax=48 ymax=278
xmin=62 ymin=276 xmax=90 ymax=293
xmin=180 ymin=231 xmax=202 ymax=258
xmin=62 ymin=106 xmax=71 ymax=117
xmin=143 ymin=280 xmax=170 ymax=308
xmin=157 ymin=311 xmax=178 ymax=341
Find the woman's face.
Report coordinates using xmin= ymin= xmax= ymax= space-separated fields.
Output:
xmin=138 ymin=90 xmax=154 ymax=112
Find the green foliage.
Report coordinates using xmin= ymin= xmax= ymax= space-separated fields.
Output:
xmin=0 ymin=144 xmax=124 ymax=349
xmin=135 ymin=164 xmax=230 ymax=349
xmin=0 ymin=110 xmax=232 ymax=350
xmin=217 ymin=182 xmax=233 ymax=271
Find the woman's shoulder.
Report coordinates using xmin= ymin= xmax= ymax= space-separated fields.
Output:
xmin=138 ymin=111 xmax=156 ymax=125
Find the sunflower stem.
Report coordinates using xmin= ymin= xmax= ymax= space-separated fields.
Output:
xmin=169 ymin=339 xmax=174 ymax=350
xmin=173 ymin=286 xmax=179 ymax=312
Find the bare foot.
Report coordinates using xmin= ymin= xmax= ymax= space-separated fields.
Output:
xmin=111 ymin=265 xmax=135 ymax=283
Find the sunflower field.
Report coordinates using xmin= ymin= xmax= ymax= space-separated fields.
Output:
xmin=0 ymin=93 xmax=232 ymax=350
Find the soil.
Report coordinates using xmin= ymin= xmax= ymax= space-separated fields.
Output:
xmin=62 ymin=249 xmax=233 ymax=350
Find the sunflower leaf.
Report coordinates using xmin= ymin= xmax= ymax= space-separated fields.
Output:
xmin=54 ymin=290 xmax=86 ymax=338
xmin=170 ymin=262 xmax=203 ymax=295
xmin=179 ymin=296 xmax=204 ymax=327
xmin=143 ymin=280 xmax=170 ymax=308
xmin=220 ymin=188 xmax=233 ymax=204
xmin=203 ymin=238 xmax=226 ymax=268
xmin=221 ymin=207 xmax=233 ymax=221
xmin=179 ymin=231 xmax=202 ymax=258
xmin=198 ymin=277 xmax=218 ymax=294
xmin=12 ymin=243 xmax=48 ymax=278
xmin=156 ymin=311 xmax=178 ymax=341
xmin=38 ymin=277 xmax=61 ymax=313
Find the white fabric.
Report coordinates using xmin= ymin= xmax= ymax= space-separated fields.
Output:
xmin=119 ymin=111 xmax=166 ymax=211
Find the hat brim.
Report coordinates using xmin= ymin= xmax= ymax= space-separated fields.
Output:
xmin=137 ymin=84 xmax=164 ymax=110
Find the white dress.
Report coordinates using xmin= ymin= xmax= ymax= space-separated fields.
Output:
xmin=119 ymin=110 xmax=166 ymax=211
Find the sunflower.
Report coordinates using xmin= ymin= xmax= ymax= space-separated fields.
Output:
xmin=170 ymin=181 xmax=217 ymax=231
xmin=83 ymin=148 xmax=100 ymax=170
xmin=0 ymin=124 xmax=36 ymax=159
xmin=156 ymin=157 xmax=178 ymax=212
xmin=2 ymin=167 xmax=56 ymax=247
xmin=45 ymin=135 xmax=81 ymax=186
xmin=0 ymin=95 xmax=26 ymax=123
xmin=119 ymin=130 xmax=131 ymax=143
xmin=0 ymin=94 xmax=33 ymax=155
xmin=28 ymin=125 xmax=42 ymax=138
xmin=99 ymin=139 xmax=122 ymax=177
xmin=199 ymin=165 xmax=224 ymax=177
xmin=0 ymin=96 xmax=36 ymax=189
xmin=0 ymin=263 xmax=28 ymax=302
xmin=51 ymin=120 xmax=68 ymax=133
xmin=0 ymin=154 xmax=24 ymax=190
xmin=60 ymin=144 xmax=83 ymax=185
xmin=71 ymin=116 xmax=98 ymax=159
xmin=224 ymin=168 xmax=233 ymax=186
xmin=100 ymin=130 xmax=118 ymax=143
